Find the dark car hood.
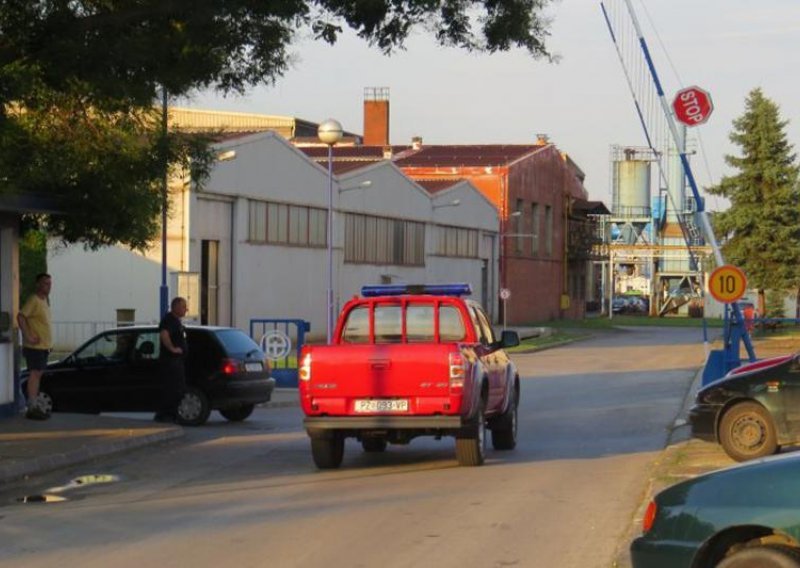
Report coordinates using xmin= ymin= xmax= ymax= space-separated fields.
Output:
xmin=699 ymin=353 xmax=798 ymax=395
xmin=657 ymin=451 xmax=800 ymax=509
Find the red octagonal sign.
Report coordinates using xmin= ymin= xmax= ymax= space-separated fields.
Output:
xmin=672 ymin=86 xmax=714 ymax=127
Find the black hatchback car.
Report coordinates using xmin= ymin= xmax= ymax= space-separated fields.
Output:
xmin=690 ymin=352 xmax=800 ymax=461
xmin=22 ymin=326 xmax=276 ymax=425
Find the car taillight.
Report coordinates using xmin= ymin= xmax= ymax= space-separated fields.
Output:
xmin=449 ymin=352 xmax=466 ymax=392
xmin=642 ymin=500 xmax=657 ymax=533
xmin=221 ymin=359 xmax=240 ymax=376
xmin=299 ymin=352 xmax=312 ymax=382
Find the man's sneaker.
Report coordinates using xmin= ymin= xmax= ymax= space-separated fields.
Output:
xmin=25 ymin=406 xmax=49 ymax=421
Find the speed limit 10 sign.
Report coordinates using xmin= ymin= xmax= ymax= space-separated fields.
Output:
xmin=708 ymin=265 xmax=747 ymax=303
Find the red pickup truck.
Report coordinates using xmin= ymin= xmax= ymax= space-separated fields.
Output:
xmin=299 ymin=283 xmax=520 ymax=469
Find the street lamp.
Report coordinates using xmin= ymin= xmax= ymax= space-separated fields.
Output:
xmin=339 ymin=180 xmax=372 ymax=193
xmin=159 ymin=86 xmax=169 ymax=318
xmin=432 ymin=198 xmax=461 ymax=210
xmin=318 ymin=119 xmax=344 ymax=343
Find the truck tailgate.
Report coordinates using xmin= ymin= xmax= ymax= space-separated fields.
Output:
xmin=304 ymin=344 xmax=461 ymax=416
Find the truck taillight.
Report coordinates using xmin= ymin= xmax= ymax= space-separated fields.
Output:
xmin=449 ymin=352 xmax=466 ymax=391
xmin=299 ymin=352 xmax=312 ymax=382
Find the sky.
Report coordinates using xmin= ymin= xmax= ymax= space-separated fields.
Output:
xmin=182 ymin=0 xmax=800 ymax=210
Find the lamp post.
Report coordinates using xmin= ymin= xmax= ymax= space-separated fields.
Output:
xmin=159 ymin=86 xmax=169 ymax=317
xmin=318 ymin=119 xmax=344 ymax=343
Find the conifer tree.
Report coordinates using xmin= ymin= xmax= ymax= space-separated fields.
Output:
xmin=707 ymin=88 xmax=800 ymax=315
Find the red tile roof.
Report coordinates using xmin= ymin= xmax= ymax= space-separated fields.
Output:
xmin=395 ymin=145 xmax=548 ymax=167
xmin=331 ymin=162 xmax=375 ymax=175
xmin=297 ymin=144 xmax=549 ymax=168
xmin=414 ymin=178 xmax=464 ymax=194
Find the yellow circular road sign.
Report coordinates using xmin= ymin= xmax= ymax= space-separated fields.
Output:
xmin=708 ymin=265 xmax=747 ymax=303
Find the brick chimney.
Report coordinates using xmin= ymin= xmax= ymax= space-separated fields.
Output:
xmin=363 ymin=87 xmax=390 ymax=146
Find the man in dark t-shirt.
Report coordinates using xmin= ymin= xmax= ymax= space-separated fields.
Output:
xmin=154 ymin=297 xmax=188 ymax=423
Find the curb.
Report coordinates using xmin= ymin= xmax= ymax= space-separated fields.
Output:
xmin=508 ymin=333 xmax=594 ymax=355
xmin=0 ymin=426 xmax=184 ymax=485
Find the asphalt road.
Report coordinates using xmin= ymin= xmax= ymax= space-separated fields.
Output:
xmin=0 ymin=326 xmax=705 ymax=568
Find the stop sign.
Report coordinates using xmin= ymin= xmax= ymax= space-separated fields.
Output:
xmin=672 ymin=86 xmax=714 ymax=127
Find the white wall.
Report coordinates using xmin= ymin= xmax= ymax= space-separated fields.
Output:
xmin=49 ymin=131 xmax=500 ymax=348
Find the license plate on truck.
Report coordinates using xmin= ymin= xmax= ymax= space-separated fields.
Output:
xmin=354 ymin=399 xmax=409 ymax=413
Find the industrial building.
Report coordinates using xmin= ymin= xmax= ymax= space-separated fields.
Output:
xmin=604 ymin=144 xmax=713 ymax=317
xmin=47 ymin=128 xmax=499 ymax=347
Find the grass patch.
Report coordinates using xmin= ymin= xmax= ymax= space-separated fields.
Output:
xmin=507 ymin=329 xmax=589 ymax=352
xmin=523 ymin=315 xmax=725 ymax=330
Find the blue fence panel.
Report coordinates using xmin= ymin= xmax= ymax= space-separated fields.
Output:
xmin=249 ymin=319 xmax=310 ymax=388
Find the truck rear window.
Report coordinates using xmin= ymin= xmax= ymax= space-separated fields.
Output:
xmin=341 ymin=303 xmax=466 ymax=343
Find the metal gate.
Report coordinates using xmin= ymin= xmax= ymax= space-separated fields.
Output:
xmin=249 ymin=319 xmax=310 ymax=388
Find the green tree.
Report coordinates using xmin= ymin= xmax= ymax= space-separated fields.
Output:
xmin=764 ymin=289 xmax=785 ymax=320
xmin=18 ymin=228 xmax=47 ymax=303
xmin=707 ymin=88 xmax=800 ymax=315
xmin=0 ymin=1 xmax=554 ymax=249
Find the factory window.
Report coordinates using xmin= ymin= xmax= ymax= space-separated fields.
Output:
xmin=345 ymin=212 xmax=425 ymax=266
xmin=514 ymin=199 xmax=524 ymax=253
xmin=531 ymin=202 xmax=540 ymax=256
xmin=436 ymin=225 xmax=479 ymax=258
xmin=545 ymin=205 xmax=553 ymax=256
xmin=248 ymin=200 xmax=327 ymax=248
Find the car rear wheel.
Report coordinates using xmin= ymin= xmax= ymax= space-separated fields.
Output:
xmin=361 ymin=438 xmax=388 ymax=453
xmin=456 ymin=398 xmax=487 ymax=466
xmin=491 ymin=385 xmax=518 ymax=451
xmin=36 ymin=391 xmax=54 ymax=415
xmin=311 ymin=435 xmax=345 ymax=469
xmin=719 ymin=402 xmax=778 ymax=462
xmin=718 ymin=544 xmax=800 ymax=567
xmin=219 ymin=404 xmax=255 ymax=422
xmin=177 ymin=387 xmax=211 ymax=426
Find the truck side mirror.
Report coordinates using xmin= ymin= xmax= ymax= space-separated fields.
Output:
xmin=500 ymin=330 xmax=520 ymax=349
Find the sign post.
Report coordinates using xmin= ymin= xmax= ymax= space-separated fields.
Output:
xmin=704 ymin=265 xmax=750 ymax=386
xmin=672 ymin=86 xmax=714 ymax=127
xmin=499 ymin=288 xmax=511 ymax=330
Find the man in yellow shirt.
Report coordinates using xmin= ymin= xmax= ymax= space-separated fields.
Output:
xmin=18 ymin=273 xmax=53 ymax=420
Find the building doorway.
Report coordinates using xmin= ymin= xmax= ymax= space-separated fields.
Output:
xmin=201 ymin=240 xmax=219 ymax=325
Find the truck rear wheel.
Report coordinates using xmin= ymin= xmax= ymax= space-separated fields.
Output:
xmin=491 ymin=386 xmax=518 ymax=451
xmin=456 ymin=399 xmax=486 ymax=466
xmin=311 ymin=435 xmax=345 ymax=469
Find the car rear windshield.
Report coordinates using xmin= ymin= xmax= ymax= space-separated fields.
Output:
xmin=341 ymin=303 xmax=466 ymax=343
xmin=213 ymin=329 xmax=262 ymax=357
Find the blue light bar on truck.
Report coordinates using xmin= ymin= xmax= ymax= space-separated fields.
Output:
xmin=361 ymin=283 xmax=472 ymax=297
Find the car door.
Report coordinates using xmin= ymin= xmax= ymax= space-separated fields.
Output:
xmin=778 ymin=356 xmax=800 ymax=437
xmin=473 ymin=304 xmax=506 ymax=410
xmin=467 ymin=304 xmax=502 ymax=411
xmin=56 ymin=332 xmax=126 ymax=411
xmin=108 ymin=330 xmax=162 ymax=411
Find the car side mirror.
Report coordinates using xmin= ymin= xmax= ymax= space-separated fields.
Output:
xmin=499 ymin=330 xmax=520 ymax=349
xmin=138 ymin=341 xmax=155 ymax=356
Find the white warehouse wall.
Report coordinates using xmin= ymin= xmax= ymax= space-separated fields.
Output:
xmin=48 ymin=130 xmax=500 ymax=348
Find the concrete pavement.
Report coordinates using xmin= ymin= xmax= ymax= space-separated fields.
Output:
xmin=0 ymin=388 xmax=299 ymax=485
